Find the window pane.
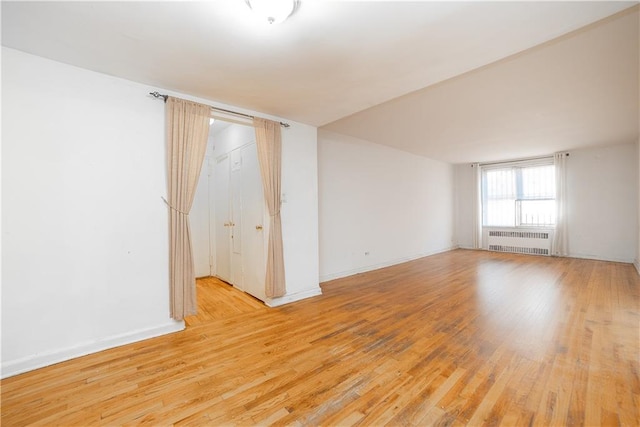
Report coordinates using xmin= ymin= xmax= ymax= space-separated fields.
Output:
xmin=486 ymin=169 xmax=515 ymax=199
xmin=520 ymin=165 xmax=555 ymax=200
xmin=519 ymin=200 xmax=556 ymax=226
xmin=486 ymin=199 xmax=516 ymax=226
xmin=482 ymin=161 xmax=556 ymax=228
xmin=483 ymin=168 xmax=516 ymax=226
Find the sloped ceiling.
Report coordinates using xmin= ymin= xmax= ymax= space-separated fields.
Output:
xmin=324 ymin=7 xmax=639 ymax=163
xmin=2 ymin=1 xmax=638 ymax=163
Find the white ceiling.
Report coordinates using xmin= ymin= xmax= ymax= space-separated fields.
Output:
xmin=325 ymin=6 xmax=639 ymax=162
xmin=2 ymin=1 xmax=638 ymax=163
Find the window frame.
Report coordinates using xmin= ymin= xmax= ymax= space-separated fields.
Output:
xmin=481 ymin=157 xmax=556 ymax=229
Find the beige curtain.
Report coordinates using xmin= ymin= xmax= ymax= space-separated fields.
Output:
xmin=166 ymin=97 xmax=211 ymax=320
xmin=254 ymin=118 xmax=286 ymax=298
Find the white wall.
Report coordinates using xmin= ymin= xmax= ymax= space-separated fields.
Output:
xmin=566 ymin=143 xmax=637 ymax=262
xmin=454 ymin=142 xmax=639 ymax=263
xmin=1 ymin=47 xmax=181 ymax=377
xmin=318 ymin=130 xmax=455 ymax=281
xmin=277 ymin=123 xmax=321 ymax=303
xmin=1 ymin=47 xmax=320 ymax=377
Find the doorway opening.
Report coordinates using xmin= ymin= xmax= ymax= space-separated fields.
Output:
xmin=185 ymin=119 xmax=269 ymax=326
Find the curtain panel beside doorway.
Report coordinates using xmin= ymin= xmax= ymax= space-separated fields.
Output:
xmin=254 ymin=118 xmax=286 ymax=298
xmin=166 ymin=97 xmax=211 ymax=320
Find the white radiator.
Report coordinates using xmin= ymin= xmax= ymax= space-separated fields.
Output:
xmin=486 ymin=229 xmax=552 ymax=256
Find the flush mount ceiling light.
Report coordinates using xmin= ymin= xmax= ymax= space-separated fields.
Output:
xmin=245 ymin=0 xmax=299 ymax=25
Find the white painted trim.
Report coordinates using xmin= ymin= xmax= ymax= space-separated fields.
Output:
xmin=1 ymin=321 xmax=185 ymax=379
xmin=567 ymin=253 xmax=635 ymax=264
xmin=456 ymin=244 xmax=476 ymax=250
xmin=316 ymin=245 xmax=637 ymax=283
xmin=265 ymin=287 xmax=323 ymax=307
xmin=476 ymin=249 xmax=634 ymax=265
xmin=319 ymin=246 xmax=456 ymax=283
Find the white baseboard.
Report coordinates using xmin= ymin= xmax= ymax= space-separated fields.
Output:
xmin=567 ymin=253 xmax=634 ymax=264
xmin=1 ymin=321 xmax=185 ymax=379
xmin=319 ymin=246 xmax=456 ymax=283
xmin=456 ymin=245 xmax=476 ymax=250
xmin=635 ymin=259 xmax=640 ymax=276
xmin=266 ymin=287 xmax=323 ymax=307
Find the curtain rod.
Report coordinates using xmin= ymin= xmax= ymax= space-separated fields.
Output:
xmin=478 ymin=153 xmax=568 ymax=167
xmin=149 ymin=91 xmax=290 ymax=128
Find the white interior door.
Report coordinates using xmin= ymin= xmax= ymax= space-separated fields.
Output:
xmin=214 ymin=155 xmax=231 ymax=283
xmin=195 ymin=137 xmax=267 ymax=302
xmin=230 ymin=149 xmax=244 ymax=290
xmin=191 ymin=157 xmax=211 ymax=278
xmin=240 ymin=143 xmax=266 ymax=300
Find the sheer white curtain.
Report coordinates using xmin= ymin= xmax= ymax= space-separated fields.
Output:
xmin=471 ymin=163 xmax=483 ymax=249
xmin=552 ymin=152 xmax=568 ymax=256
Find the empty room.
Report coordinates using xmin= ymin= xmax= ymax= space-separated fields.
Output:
xmin=1 ymin=1 xmax=639 ymax=426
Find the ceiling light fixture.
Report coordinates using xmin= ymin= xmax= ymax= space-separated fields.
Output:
xmin=245 ymin=0 xmax=299 ymax=25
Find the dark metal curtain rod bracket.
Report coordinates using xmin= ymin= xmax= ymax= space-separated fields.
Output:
xmin=149 ymin=91 xmax=168 ymax=102
xmin=148 ymin=91 xmax=290 ymax=128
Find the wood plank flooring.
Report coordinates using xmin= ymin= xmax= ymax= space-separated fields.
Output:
xmin=2 ymin=250 xmax=639 ymax=426
xmin=184 ymin=277 xmax=267 ymax=327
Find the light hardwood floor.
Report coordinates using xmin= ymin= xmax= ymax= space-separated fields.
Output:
xmin=2 ymin=250 xmax=639 ymax=426
xmin=184 ymin=277 xmax=267 ymax=327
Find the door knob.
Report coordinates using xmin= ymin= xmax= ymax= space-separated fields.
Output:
xmin=223 ymin=222 xmax=230 ymax=227
xmin=255 ymin=225 xmax=263 ymax=230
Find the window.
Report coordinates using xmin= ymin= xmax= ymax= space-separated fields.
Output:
xmin=482 ymin=160 xmax=555 ymax=227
